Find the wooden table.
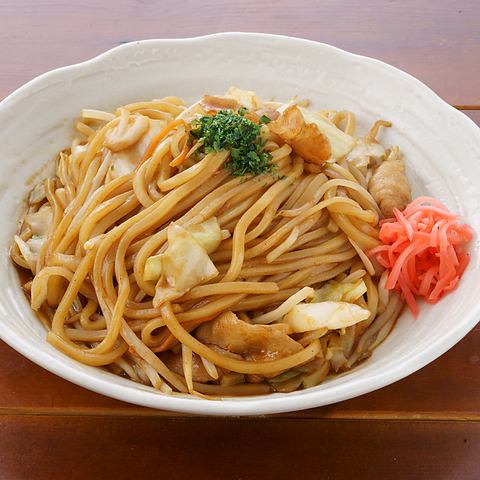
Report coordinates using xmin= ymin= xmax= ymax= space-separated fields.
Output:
xmin=1 ymin=1 xmax=479 ymax=478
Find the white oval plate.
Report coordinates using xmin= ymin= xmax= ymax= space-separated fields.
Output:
xmin=0 ymin=33 xmax=479 ymax=416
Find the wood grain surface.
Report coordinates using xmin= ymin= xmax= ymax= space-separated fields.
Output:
xmin=0 ymin=0 xmax=479 ymax=106
xmin=0 ymin=416 xmax=479 ymax=480
xmin=2 ymin=317 xmax=480 ymax=420
xmin=0 ymin=1 xmax=479 ymax=479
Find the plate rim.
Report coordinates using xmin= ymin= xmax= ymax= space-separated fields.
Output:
xmin=1 ymin=32 xmax=479 ymax=416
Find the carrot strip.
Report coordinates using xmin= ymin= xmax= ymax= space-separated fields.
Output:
xmin=370 ymin=198 xmax=473 ymax=317
xmin=142 ymin=118 xmax=185 ymax=162
xmin=169 ymin=141 xmax=190 ymax=167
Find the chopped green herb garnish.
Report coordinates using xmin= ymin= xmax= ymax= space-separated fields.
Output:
xmin=259 ymin=115 xmax=271 ymax=124
xmin=190 ymin=110 xmax=273 ymax=177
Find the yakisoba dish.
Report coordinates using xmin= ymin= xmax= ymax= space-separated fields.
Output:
xmin=11 ymin=87 xmax=472 ymax=397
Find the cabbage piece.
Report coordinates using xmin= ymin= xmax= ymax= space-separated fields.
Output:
xmin=107 ymin=119 xmax=166 ymax=180
xmin=326 ymin=333 xmax=349 ymax=372
xmin=14 ymin=235 xmax=38 ymax=272
xmin=268 ymin=369 xmax=301 ymax=390
xmin=25 ymin=205 xmax=52 ymax=237
xmin=313 ymin=279 xmax=367 ymax=303
xmin=153 ymin=224 xmax=219 ymax=306
xmin=297 ymin=106 xmax=355 ymax=159
xmin=144 ymin=217 xmax=222 ymax=283
xmin=346 ymin=137 xmax=385 ymax=169
xmin=302 ymin=361 xmax=330 ymax=388
xmin=104 ymin=113 xmax=149 ymax=152
xmin=28 ymin=183 xmax=46 ymax=204
xmin=186 ymin=217 xmax=222 ymax=254
xmin=144 ymin=254 xmax=164 ymax=282
xmin=283 ymin=301 xmax=370 ymax=333
xmin=226 ymin=86 xmax=261 ymax=110
xmin=163 ymin=224 xmax=219 ymax=292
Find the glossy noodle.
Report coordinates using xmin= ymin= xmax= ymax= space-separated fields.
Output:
xmin=11 ymin=88 xmax=409 ymax=397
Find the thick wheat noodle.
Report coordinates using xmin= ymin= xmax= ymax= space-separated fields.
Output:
xmin=330 ymin=210 xmax=379 ymax=250
xmin=245 ymin=184 xmax=296 ymax=243
xmin=80 ymin=299 xmax=105 ymax=330
xmin=362 ymin=274 xmax=379 ymax=328
xmin=277 ymin=173 xmax=328 ymax=218
xmin=244 ymin=197 xmax=366 ymax=261
xmin=327 ymin=164 xmax=381 ymax=215
xmin=49 ymin=253 xmax=82 ymax=271
xmin=30 ymin=266 xmax=95 ymax=309
xmin=281 ymin=178 xmax=379 ymax=219
xmin=141 ymin=318 xmax=170 ymax=346
xmin=193 ymin=382 xmax=271 ymax=396
xmin=342 ymin=268 xmax=367 ymax=284
xmin=327 ymin=202 xmax=378 ymax=223
xmin=53 ymin=185 xmax=68 ymax=211
xmin=133 ymin=157 xmax=161 ymax=208
xmin=218 ymin=191 xmax=264 ymax=227
xmin=159 ymin=153 xmax=213 ymax=192
xmin=79 ymin=117 xmax=122 ymax=178
xmin=147 ymin=179 xmax=163 ymax=202
xmin=46 ymin=156 xmax=103 ymax=256
xmin=157 ymin=146 xmax=173 ymax=183
xmin=65 ymin=328 xmax=108 ymax=342
xmin=176 ymin=294 xmax=247 ymax=322
xmin=377 ymin=270 xmax=390 ymax=314
xmin=81 ymin=194 xmax=139 ymax=245
xmin=222 ymin=157 xmax=305 ymax=281
xmin=272 ymin=233 xmax=348 ymax=263
xmin=168 ymin=170 xmax=231 ymax=219
xmin=168 ymin=126 xmax=185 ymax=158
xmin=266 ymin=227 xmax=300 ymax=263
xmin=77 ymin=191 xmax=133 ymax=245
xmin=120 ymin=100 xmax=184 ymax=115
xmin=304 ymin=259 xmax=356 ymax=286
xmin=50 ymin=248 xmax=97 ymax=336
xmin=11 ymin=96 xmax=410 ymax=398
xmin=67 ymin=154 xmax=81 ymax=192
xmin=369 ymin=300 xmax=403 ymax=350
xmin=268 ymin=142 xmax=292 ymax=160
xmin=276 ymin=267 xmax=316 ymax=290
xmin=252 ymin=287 xmax=315 ymax=324
xmin=113 ymin=356 xmax=141 ymax=382
xmin=239 ymin=250 xmax=357 ymax=277
xmin=200 ymin=170 xmax=293 ymax=255
xmin=120 ymin=321 xmax=186 ymax=391
xmin=181 ymin=282 xmax=279 ymax=301
xmin=93 ymin=151 xmax=228 ymax=326
xmin=160 ymin=303 xmax=321 ymax=374
xmin=37 ymin=179 xmax=63 ymax=272
xmin=348 ymin=162 xmax=369 ymax=189
xmin=296 ymin=173 xmax=329 ymax=206
xmin=323 ymin=187 xmax=380 ymax=250
xmin=48 ymin=331 xmax=128 ymax=365
xmin=132 ymin=169 xmax=256 ymax=296
xmin=55 ymin=172 xmax=134 ymax=254
xmin=220 ymin=160 xmax=292 ymax=218
xmin=357 ymin=293 xmax=402 ymax=352
xmin=348 ymin=238 xmax=376 ymax=276
xmin=289 ymin=225 xmax=330 ymax=249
